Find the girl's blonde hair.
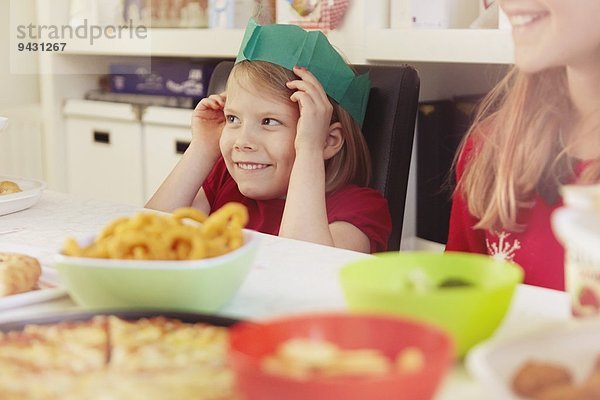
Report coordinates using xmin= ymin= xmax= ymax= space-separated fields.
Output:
xmin=228 ymin=60 xmax=371 ymax=192
xmin=457 ymin=66 xmax=600 ymax=231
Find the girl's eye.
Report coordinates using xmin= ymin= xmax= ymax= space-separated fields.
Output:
xmin=226 ymin=115 xmax=239 ymax=124
xmin=262 ymin=118 xmax=281 ymax=126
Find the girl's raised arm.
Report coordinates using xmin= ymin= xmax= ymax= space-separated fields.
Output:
xmin=279 ymin=67 xmax=370 ymax=253
xmin=145 ymin=93 xmax=227 ymax=213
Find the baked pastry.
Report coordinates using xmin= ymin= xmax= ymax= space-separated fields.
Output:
xmin=0 ymin=252 xmax=42 ymax=296
xmin=581 ymin=372 xmax=600 ymax=399
xmin=533 ymin=383 xmax=590 ymax=400
xmin=0 ymin=315 xmax=238 ymax=400
xmin=512 ymin=360 xmax=573 ymax=398
xmin=0 ymin=180 xmax=22 ymax=195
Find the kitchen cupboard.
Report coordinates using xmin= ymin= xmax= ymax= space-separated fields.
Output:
xmin=64 ymin=100 xmax=194 ymax=206
xmin=142 ymin=106 xmax=193 ymax=202
xmin=64 ymin=99 xmax=144 ymax=205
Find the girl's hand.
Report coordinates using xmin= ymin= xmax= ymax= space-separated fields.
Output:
xmin=286 ymin=66 xmax=333 ymax=153
xmin=191 ymin=92 xmax=227 ymax=158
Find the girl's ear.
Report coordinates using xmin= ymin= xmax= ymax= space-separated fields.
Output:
xmin=323 ymin=122 xmax=344 ymax=160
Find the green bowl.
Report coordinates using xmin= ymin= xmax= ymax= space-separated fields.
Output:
xmin=54 ymin=230 xmax=259 ymax=313
xmin=339 ymin=251 xmax=523 ymax=357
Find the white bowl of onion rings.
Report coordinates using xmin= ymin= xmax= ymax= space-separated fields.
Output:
xmin=54 ymin=205 xmax=259 ymax=312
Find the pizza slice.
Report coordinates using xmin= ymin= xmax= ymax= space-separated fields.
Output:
xmin=0 ymin=316 xmax=109 ymax=399
xmin=107 ymin=315 xmax=229 ymax=371
xmin=107 ymin=315 xmax=237 ymax=399
xmin=0 ymin=315 xmax=108 ymax=372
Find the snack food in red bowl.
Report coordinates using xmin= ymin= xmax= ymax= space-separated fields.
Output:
xmin=228 ymin=313 xmax=454 ymax=400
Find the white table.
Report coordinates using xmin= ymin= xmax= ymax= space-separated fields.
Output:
xmin=0 ymin=191 xmax=571 ymax=399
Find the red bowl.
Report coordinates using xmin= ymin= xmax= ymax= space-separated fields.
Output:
xmin=229 ymin=313 xmax=454 ymax=400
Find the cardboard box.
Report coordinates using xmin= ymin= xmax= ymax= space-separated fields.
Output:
xmin=109 ymin=60 xmax=215 ymax=98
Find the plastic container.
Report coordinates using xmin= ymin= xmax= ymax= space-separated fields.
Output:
xmin=229 ymin=313 xmax=453 ymax=400
xmin=54 ymin=230 xmax=259 ymax=313
xmin=109 ymin=60 xmax=215 ymax=98
xmin=340 ymin=251 xmax=523 ymax=357
xmin=553 ymin=206 xmax=600 ymax=318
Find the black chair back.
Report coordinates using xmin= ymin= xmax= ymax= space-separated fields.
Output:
xmin=207 ymin=61 xmax=420 ymax=251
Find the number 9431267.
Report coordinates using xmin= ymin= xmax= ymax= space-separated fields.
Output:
xmin=18 ymin=42 xmax=66 ymax=52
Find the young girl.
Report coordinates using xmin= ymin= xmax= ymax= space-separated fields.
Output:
xmin=446 ymin=0 xmax=600 ymax=290
xmin=146 ymin=20 xmax=391 ymax=253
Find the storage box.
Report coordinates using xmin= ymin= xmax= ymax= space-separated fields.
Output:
xmin=208 ymin=0 xmax=275 ymax=29
xmin=410 ymin=0 xmax=479 ymax=29
xmin=142 ymin=0 xmax=209 ymax=28
xmin=109 ymin=60 xmax=215 ymax=98
xmin=390 ymin=0 xmax=411 ymax=29
xmin=276 ymin=0 xmax=349 ymax=31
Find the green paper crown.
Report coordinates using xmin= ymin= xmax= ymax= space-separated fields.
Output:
xmin=235 ymin=19 xmax=371 ymax=126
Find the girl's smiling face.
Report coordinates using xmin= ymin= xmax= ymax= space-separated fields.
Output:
xmin=220 ymin=76 xmax=300 ymax=200
xmin=499 ymin=0 xmax=600 ymax=73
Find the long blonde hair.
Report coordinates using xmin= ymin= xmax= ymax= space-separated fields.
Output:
xmin=229 ymin=60 xmax=371 ymax=192
xmin=456 ymin=66 xmax=600 ymax=231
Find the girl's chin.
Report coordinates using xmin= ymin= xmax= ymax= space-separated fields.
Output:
xmin=514 ymin=48 xmax=560 ymax=74
xmin=236 ymin=185 xmax=285 ymax=201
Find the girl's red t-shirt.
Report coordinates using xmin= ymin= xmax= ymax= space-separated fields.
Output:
xmin=203 ymin=158 xmax=392 ymax=253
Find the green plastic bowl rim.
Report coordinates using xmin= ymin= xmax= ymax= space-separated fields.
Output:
xmin=341 ymin=251 xmax=524 ymax=291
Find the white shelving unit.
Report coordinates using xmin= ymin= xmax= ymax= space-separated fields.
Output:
xmin=365 ymin=28 xmax=513 ymax=64
xmin=35 ymin=0 xmax=514 ymax=250
xmin=58 ymin=27 xmax=514 ymax=65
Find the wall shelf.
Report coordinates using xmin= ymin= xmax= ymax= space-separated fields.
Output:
xmin=365 ymin=28 xmax=514 ymax=64
xmin=61 ymin=28 xmax=245 ymax=58
xmin=59 ymin=27 xmax=514 ymax=65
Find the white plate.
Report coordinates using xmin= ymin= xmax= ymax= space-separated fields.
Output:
xmin=0 ymin=244 xmax=67 ymax=311
xmin=467 ymin=319 xmax=600 ymax=400
xmin=0 ymin=175 xmax=46 ymax=216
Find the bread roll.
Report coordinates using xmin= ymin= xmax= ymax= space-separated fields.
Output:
xmin=0 ymin=181 xmax=22 ymax=195
xmin=0 ymin=252 xmax=42 ymax=296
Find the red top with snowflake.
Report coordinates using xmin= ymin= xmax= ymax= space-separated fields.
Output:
xmin=445 ymin=138 xmax=583 ymax=292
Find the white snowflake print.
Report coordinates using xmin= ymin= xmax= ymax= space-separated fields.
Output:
xmin=486 ymin=231 xmax=521 ymax=261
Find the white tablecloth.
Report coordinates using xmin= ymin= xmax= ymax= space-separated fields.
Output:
xmin=0 ymin=191 xmax=571 ymax=399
